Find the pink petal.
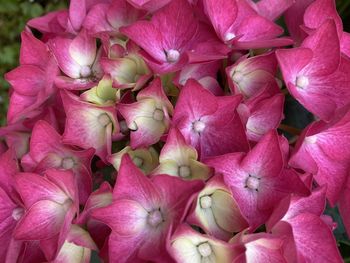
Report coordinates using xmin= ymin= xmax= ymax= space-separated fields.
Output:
xmin=203 ymin=0 xmax=238 ymax=42
xmin=303 ymin=0 xmax=343 ymax=38
xmin=283 ymin=213 xmax=342 ymax=262
xmin=92 ymin=199 xmax=147 ymax=236
xmin=69 ymin=0 xmax=86 ymax=31
xmin=15 ymin=173 xmax=68 ymax=208
xmin=48 ymin=37 xmax=81 ymax=79
xmin=69 ymin=29 xmax=96 ymax=66
xmin=242 ymin=130 xmax=283 ymax=179
xmin=301 ymin=19 xmax=340 ymax=76
xmin=120 ymin=21 xmax=165 ymax=62
xmin=113 ymin=155 xmax=161 ymax=210
xmin=14 ymin=200 xmax=68 ymax=240
xmin=19 ymin=31 xmax=49 ymax=66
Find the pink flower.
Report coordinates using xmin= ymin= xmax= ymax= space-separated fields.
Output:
xmin=276 ymin=20 xmax=350 ymax=121
xmin=173 ymin=79 xmax=249 ymax=158
xmin=266 ymin=187 xmax=343 ymax=262
xmin=21 ymin=120 xmax=95 ymax=204
xmin=187 ymin=174 xmax=248 ymax=240
xmin=247 ymin=0 xmax=295 ymax=21
xmin=174 ymin=61 xmax=224 ymax=96
xmin=231 ymin=232 xmax=286 ymax=262
xmin=92 ymin=155 xmax=204 ymax=262
xmin=5 ymin=32 xmax=59 ymax=124
xmin=14 ymin=169 xmax=79 ymax=261
xmin=126 ymin=0 xmax=172 ymax=12
xmin=61 ymin=90 xmax=119 ymax=162
xmin=237 ymin=88 xmax=285 ymax=142
xmin=205 ymin=131 xmax=309 ymax=229
xmin=303 ymin=0 xmax=350 ymax=58
xmin=151 ymin=128 xmax=212 ymax=180
xmin=203 ymin=0 xmax=293 ymax=49
xmin=84 ymin=0 xmax=145 ymax=37
xmin=48 ymin=30 xmax=102 ymax=90
xmin=169 ymin=224 xmax=237 ymax=263
xmin=118 ymin=78 xmax=173 ymax=149
xmin=226 ymin=52 xmax=280 ymax=99
xmin=120 ymin=0 xmax=198 ymax=73
xmin=289 ymin=106 xmax=350 ymax=205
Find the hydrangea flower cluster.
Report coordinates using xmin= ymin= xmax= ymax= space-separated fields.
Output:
xmin=1 ymin=0 xmax=350 ymax=262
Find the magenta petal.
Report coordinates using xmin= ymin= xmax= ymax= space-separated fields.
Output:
xmin=69 ymin=29 xmax=96 ymax=66
xmin=285 ymin=213 xmax=342 ymax=262
xmin=303 ymin=0 xmax=343 ymax=38
xmin=14 ymin=200 xmax=67 ymax=240
xmin=69 ymin=0 xmax=86 ymax=31
xmin=15 ymin=172 xmax=68 ymax=208
xmin=255 ymin=0 xmax=294 ymax=21
xmin=48 ymin=37 xmax=81 ymax=79
xmin=19 ymin=31 xmax=49 ymax=66
xmin=203 ymin=0 xmax=238 ymax=41
xmin=92 ymin=199 xmax=147 ymax=236
xmin=114 ymin=155 xmax=161 ymax=210
xmin=120 ymin=21 xmax=165 ymax=62
xmin=242 ymin=130 xmax=283 ymax=178
xmin=301 ymin=20 xmax=340 ymax=76
xmin=5 ymin=65 xmax=45 ymax=96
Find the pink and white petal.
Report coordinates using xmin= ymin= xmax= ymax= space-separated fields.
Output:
xmin=302 ymin=20 xmax=340 ymax=76
xmin=48 ymin=37 xmax=81 ymax=79
xmin=303 ymin=0 xmax=343 ymax=37
xmin=15 ymin=173 xmax=68 ymax=207
xmin=92 ymin=199 xmax=147 ymax=236
xmin=29 ymin=120 xmax=62 ymax=162
xmin=285 ymin=213 xmax=343 ymax=263
xmin=69 ymin=30 xmax=96 ymax=66
xmin=241 ymin=130 xmax=283 ymax=179
xmin=5 ymin=65 xmax=45 ymax=96
xmin=203 ymin=0 xmax=238 ymax=41
xmin=45 ymin=169 xmax=78 ymax=204
xmin=14 ymin=200 xmax=68 ymax=240
xmin=120 ymin=21 xmax=166 ymax=62
xmin=276 ymin=47 xmax=313 ymax=88
xmin=69 ymin=0 xmax=86 ymax=31
xmin=114 ymin=155 xmax=162 ymax=209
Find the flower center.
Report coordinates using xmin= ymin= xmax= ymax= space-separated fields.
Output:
xmin=80 ymin=65 xmax=92 ymax=78
xmin=178 ymin=165 xmax=191 ymax=178
xmin=153 ymin=109 xmax=164 ymax=121
xmin=224 ymin=32 xmax=236 ymax=42
xmin=305 ymin=135 xmax=317 ymax=144
xmin=245 ymin=174 xmax=260 ymax=191
xmin=129 ymin=121 xmax=138 ymax=131
xmin=98 ymin=113 xmax=111 ymax=126
xmin=197 ymin=242 xmax=212 ymax=257
xmin=232 ymin=71 xmax=244 ymax=83
xmin=192 ymin=120 xmax=206 ymax=133
xmin=147 ymin=209 xmax=163 ymax=227
xmin=166 ymin=49 xmax=180 ymax=63
xmin=200 ymin=195 xmax=212 ymax=209
xmin=12 ymin=207 xmax=24 ymax=221
xmin=295 ymin=75 xmax=309 ymax=89
xmin=132 ymin=156 xmax=144 ymax=167
xmin=61 ymin=157 xmax=75 ymax=169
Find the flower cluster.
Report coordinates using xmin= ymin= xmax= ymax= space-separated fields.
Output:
xmin=1 ymin=0 xmax=350 ymax=262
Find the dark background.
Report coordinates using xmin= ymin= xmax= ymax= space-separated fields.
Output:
xmin=0 ymin=0 xmax=350 ymax=262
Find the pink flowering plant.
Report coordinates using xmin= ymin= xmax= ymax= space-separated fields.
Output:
xmin=1 ymin=0 xmax=350 ymax=262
